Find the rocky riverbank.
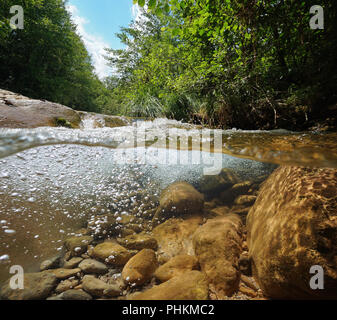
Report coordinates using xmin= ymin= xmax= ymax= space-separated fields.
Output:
xmin=0 ymin=89 xmax=130 ymax=129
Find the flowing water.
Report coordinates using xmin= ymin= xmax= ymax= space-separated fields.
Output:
xmin=0 ymin=116 xmax=336 ymax=285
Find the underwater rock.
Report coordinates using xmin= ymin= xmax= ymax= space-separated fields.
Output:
xmin=55 ymin=279 xmax=80 ymax=293
xmin=247 ymin=166 xmax=337 ymax=299
xmin=58 ymin=289 xmax=92 ymax=300
xmin=234 ymin=195 xmax=256 ymax=206
xmin=0 ymin=89 xmax=81 ymax=128
xmin=239 ymin=253 xmax=252 ymax=276
xmin=132 ymin=270 xmax=209 ymax=300
xmin=117 ymin=232 xmax=158 ymax=251
xmin=40 ymin=255 xmax=62 ymax=271
xmin=91 ymin=241 xmax=136 ymax=266
xmin=198 ymin=168 xmax=240 ymax=198
xmin=46 ymin=268 xmax=81 ymax=280
xmin=193 ymin=214 xmax=243 ymax=297
xmin=152 ymin=215 xmax=203 ymax=264
xmin=78 ymin=259 xmax=108 ymax=274
xmin=122 ymin=249 xmax=158 ymax=286
xmin=153 ymin=182 xmax=204 ymax=223
xmin=63 ymin=257 xmax=83 ymax=269
xmin=220 ymin=180 xmax=254 ymax=204
xmin=64 ymin=235 xmax=93 ymax=256
xmin=81 ymin=275 xmax=121 ymax=298
xmin=154 ymin=254 xmax=199 ymax=282
xmin=0 ymin=271 xmax=58 ymax=300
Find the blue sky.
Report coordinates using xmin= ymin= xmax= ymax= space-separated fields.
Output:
xmin=66 ymin=0 xmax=142 ymax=79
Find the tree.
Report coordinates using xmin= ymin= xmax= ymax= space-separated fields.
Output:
xmin=0 ymin=0 xmax=110 ymax=112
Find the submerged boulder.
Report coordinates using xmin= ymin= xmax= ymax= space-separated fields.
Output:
xmin=91 ymin=241 xmax=136 ymax=266
xmin=40 ymin=255 xmax=61 ymax=271
xmin=152 ymin=215 xmax=203 ymax=264
xmin=153 ymin=182 xmax=204 ymax=223
xmin=0 ymin=272 xmax=58 ymax=300
xmin=193 ymin=214 xmax=243 ymax=297
xmin=117 ymin=232 xmax=158 ymax=251
xmin=220 ymin=180 xmax=254 ymax=204
xmin=198 ymin=168 xmax=240 ymax=198
xmin=247 ymin=166 xmax=337 ymax=299
xmin=64 ymin=235 xmax=93 ymax=256
xmin=154 ymin=254 xmax=199 ymax=282
xmin=122 ymin=249 xmax=158 ymax=286
xmin=81 ymin=275 xmax=121 ymax=298
xmin=78 ymin=259 xmax=108 ymax=274
xmin=132 ymin=270 xmax=209 ymax=300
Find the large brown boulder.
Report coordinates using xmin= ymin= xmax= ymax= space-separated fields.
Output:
xmin=198 ymin=168 xmax=240 ymax=197
xmin=247 ymin=166 xmax=337 ymax=299
xmin=152 ymin=215 xmax=203 ymax=264
xmin=132 ymin=270 xmax=209 ymax=300
xmin=153 ymin=182 xmax=204 ymax=223
xmin=91 ymin=241 xmax=136 ymax=266
xmin=122 ymin=249 xmax=158 ymax=286
xmin=0 ymin=89 xmax=81 ymax=128
xmin=193 ymin=214 xmax=243 ymax=297
xmin=154 ymin=255 xmax=199 ymax=282
xmin=117 ymin=232 xmax=158 ymax=251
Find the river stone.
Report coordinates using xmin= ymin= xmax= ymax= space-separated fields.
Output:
xmin=234 ymin=195 xmax=256 ymax=206
xmin=0 ymin=272 xmax=58 ymax=300
xmin=79 ymin=259 xmax=108 ymax=274
xmin=152 ymin=215 xmax=203 ymax=264
xmin=58 ymin=289 xmax=92 ymax=300
xmin=247 ymin=166 xmax=337 ymax=299
xmin=132 ymin=270 xmax=209 ymax=300
xmin=40 ymin=255 xmax=61 ymax=271
xmin=64 ymin=235 xmax=93 ymax=256
xmin=117 ymin=232 xmax=158 ymax=251
xmin=154 ymin=255 xmax=199 ymax=282
xmin=81 ymin=275 xmax=121 ymax=298
xmin=63 ymin=257 xmax=83 ymax=269
xmin=91 ymin=241 xmax=136 ymax=266
xmin=0 ymin=89 xmax=81 ymax=128
xmin=46 ymin=268 xmax=81 ymax=280
xmin=122 ymin=249 xmax=158 ymax=286
xmin=220 ymin=180 xmax=254 ymax=204
xmin=55 ymin=279 xmax=80 ymax=293
xmin=153 ymin=182 xmax=204 ymax=223
xmin=193 ymin=214 xmax=243 ymax=297
xmin=199 ymin=168 xmax=240 ymax=196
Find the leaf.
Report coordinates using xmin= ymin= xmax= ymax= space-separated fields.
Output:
xmin=148 ymin=0 xmax=157 ymax=10
xmin=138 ymin=0 xmax=145 ymax=7
xmin=164 ymin=3 xmax=170 ymax=13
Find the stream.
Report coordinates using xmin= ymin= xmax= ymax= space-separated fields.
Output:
xmin=0 ymin=116 xmax=336 ymax=285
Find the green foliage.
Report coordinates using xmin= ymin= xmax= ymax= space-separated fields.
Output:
xmin=108 ymin=0 xmax=337 ymax=129
xmin=0 ymin=0 xmax=111 ymax=112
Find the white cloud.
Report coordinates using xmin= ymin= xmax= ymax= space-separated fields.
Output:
xmin=66 ymin=4 xmax=111 ymax=79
